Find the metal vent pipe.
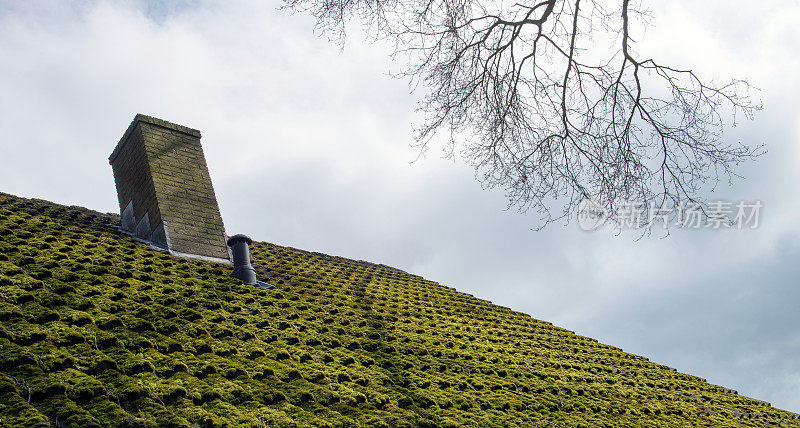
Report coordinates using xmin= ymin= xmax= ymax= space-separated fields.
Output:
xmin=227 ymin=234 xmax=273 ymax=289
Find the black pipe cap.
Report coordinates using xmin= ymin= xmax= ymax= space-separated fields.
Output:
xmin=227 ymin=234 xmax=253 ymax=247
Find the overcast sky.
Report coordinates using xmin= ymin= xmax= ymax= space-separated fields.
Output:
xmin=1 ymin=0 xmax=799 ymax=412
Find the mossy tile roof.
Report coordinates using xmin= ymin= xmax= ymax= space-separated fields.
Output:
xmin=0 ymin=191 xmax=797 ymax=427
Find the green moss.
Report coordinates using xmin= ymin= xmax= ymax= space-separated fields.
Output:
xmin=0 ymin=191 xmax=798 ymax=427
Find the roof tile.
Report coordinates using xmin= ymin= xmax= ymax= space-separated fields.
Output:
xmin=0 ymin=191 xmax=798 ymax=426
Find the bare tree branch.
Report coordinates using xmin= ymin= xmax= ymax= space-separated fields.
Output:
xmin=284 ymin=0 xmax=763 ymax=230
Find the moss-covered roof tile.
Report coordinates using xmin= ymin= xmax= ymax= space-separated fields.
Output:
xmin=0 ymin=191 xmax=798 ymax=427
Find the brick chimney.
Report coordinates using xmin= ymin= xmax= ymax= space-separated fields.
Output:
xmin=109 ymin=114 xmax=230 ymax=263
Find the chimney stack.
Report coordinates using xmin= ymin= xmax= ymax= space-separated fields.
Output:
xmin=109 ymin=114 xmax=230 ymax=263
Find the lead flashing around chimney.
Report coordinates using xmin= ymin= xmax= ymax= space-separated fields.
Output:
xmin=109 ymin=219 xmax=233 ymax=265
xmin=120 ymin=201 xmax=136 ymax=231
xmin=134 ymin=212 xmax=152 ymax=239
xmin=169 ymin=249 xmax=234 ymax=265
xmin=151 ymin=221 xmax=169 ymax=248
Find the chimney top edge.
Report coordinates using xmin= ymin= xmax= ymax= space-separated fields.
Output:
xmin=108 ymin=114 xmax=202 ymax=164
